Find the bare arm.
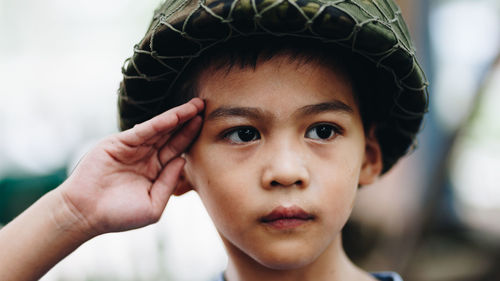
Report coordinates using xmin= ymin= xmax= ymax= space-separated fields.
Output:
xmin=0 ymin=98 xmax=204 ymax=281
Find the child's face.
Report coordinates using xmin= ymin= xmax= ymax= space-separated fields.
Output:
xmin=182 ymin=55 xmax=381 ymax=270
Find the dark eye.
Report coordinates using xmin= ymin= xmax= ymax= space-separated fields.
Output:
xmin=225 ymin=127 xmax=260 ymax=143
xmin=305 ymin=124 xmax=340 ymax=140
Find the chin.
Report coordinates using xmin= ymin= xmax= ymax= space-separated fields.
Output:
xmin=252 ymin=247 xmax=319 ymax=270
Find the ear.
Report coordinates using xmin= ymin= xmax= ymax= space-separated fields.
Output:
xmin=172 ymin=168 xmax=194 ymax=196
xmin=358 ymin=126 xmax=383 ymax=186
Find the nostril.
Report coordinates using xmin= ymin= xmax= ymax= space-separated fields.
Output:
xmin=270 ymin=180 xmax=303 ymax=187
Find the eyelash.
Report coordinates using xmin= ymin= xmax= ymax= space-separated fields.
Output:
xmin=223 ymin=126 xmax=261 ymax=144
xmin=305 ymin=123 xmax=343 ymax=141
xmin=222 ymin=123 xmax=343 ymax=144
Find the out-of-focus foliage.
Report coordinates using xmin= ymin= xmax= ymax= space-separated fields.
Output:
xmin=0 ymin=169 xmax=66 ymax=225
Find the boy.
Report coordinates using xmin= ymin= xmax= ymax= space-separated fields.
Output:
xmin=0 ymin=0 xmax=428 ymax=280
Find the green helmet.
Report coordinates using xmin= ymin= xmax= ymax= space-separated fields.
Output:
xmin=118 ymin=0 xmax=429 ymax=173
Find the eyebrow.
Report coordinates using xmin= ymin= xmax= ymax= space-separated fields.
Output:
xmin=206 ymin=100 xmax=354 ymax=121
xmin=206 ymin=106 xmax=265 ymax=121
xmin=297 ymin=101 xmax=354 ymax=116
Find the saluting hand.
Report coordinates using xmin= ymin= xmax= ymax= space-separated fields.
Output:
xmin=59 ymin=98 xmax=204 ymax=237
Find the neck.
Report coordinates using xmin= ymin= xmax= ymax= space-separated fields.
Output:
xmin=223 ymin=233 xmax=375 ymax=281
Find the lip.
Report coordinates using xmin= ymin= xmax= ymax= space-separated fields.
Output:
xmin=260 ymin=205 xmax=314 ymax=229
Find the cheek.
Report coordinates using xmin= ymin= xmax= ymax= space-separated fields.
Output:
xmin=197 ymin=176 xmax=254 ymax=245
xmin=185 ymin=143 xmax=255 ymax=229
xmin=312 ymin=141 xmax=363 ymax=183
xmin=312 ymin=144 xmax=363 ymax=220
xmin=318 ymin=166 xmax=357 ymax=211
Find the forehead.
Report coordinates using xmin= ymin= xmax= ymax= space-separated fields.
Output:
xmin=197 ymin=55 xmax=358 ymax=115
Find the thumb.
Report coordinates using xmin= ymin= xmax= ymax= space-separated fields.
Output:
xmin=150 ymin=157 xmax=186 ymax=217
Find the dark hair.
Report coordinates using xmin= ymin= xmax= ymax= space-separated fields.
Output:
xmin=171 ymin=36 xmax=398 ymax=172
xmin=175 ymin=35 xmax=387 ymax=125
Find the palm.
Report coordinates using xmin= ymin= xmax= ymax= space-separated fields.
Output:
xmin=60 ymin=99 xmax=204 ymax=235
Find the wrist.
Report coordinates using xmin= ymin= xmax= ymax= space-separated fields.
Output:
xmin=0 ymin=182 xmax=95 ymax=281
xmin=47 ymin=184 xmax=97 ymax=243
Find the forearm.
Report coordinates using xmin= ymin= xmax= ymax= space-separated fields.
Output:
xmin=0 ymin=185 xmax=92 ymax=281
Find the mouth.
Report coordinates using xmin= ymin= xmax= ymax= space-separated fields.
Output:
xmin=260 ymin=205 xmax=315 ymax=229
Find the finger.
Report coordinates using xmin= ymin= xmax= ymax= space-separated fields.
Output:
xmin=152 ymin=133 xmax=172 ymax=149
xmin=119 ymin=98 xmax=204 ymax=147
xmin=150 ymin=157 xmax=186 ymax=217
xmin=188 ymin=97 xmax=204 ymax=112
xmin=158 ymin=115 xmax=203 ymax=165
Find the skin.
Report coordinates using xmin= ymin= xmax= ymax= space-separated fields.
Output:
xmin=179 ymin=55 xmax=383 ymax=281
xmin=0 ymin=54 xmax=382 ymax=281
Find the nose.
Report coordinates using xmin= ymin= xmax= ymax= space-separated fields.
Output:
xmin=261 ymin=139 xmax=310 ymax=189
